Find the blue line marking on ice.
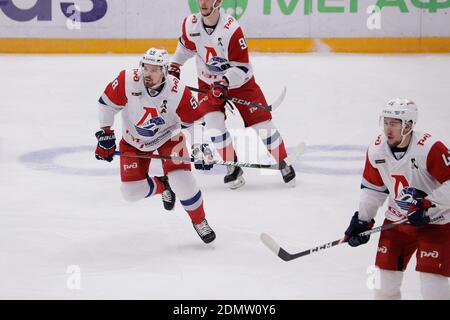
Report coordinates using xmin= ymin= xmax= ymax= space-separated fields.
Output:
xmin=19 ymin=146 xmax=117 ymax=177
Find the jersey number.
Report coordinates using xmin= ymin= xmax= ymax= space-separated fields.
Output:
xmin=112 ymin=79 xmax=119 ymax=90
xmin=190 ymin=97 xmax=198 ymax=110
xmin=443 ymin=152 xmax=450 ymax=167
xmin=239 ymin=38 xmax=248 ymax=50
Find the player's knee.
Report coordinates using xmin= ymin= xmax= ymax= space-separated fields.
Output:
xmin=373 ymin=269 xmax=403 ymax=300
xmin=251 ymin=119 xmax=275 ymax=131
xmin=251 ymin=120 xmax=279 ymax=142
xmin=167 ymin=169 xmax=199 ymax=199
xmin=120 ymin=180 xmax=148 ymax=202
xmin=420 ymin=272 xmax=450 ymax=300
xmin=204 ymin=111 xmax=227 ymax=133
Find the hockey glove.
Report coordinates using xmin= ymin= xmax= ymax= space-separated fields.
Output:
xmin=344 ymin=211 xmax=375 ymax=247
xmin=168 ymin=63 xmax=181 ymax=79
xmin=191 ymin=144 xmax=214 ymax=170
xmin=207 ymin=80 xmax=228 ymax=107
xmin=95 ymin=128 xmax=116 ymax=162
xmin=395 ymin=187 xmax=435 ymax=226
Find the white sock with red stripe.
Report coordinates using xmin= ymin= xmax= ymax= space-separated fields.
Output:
xmin=205 ymin=111 xmax=237 ymax=162
xmin=167 ymin=170 xmax=206 ymax=224
xmin=120 ymin=177 xmax=163 ymax=202
xmin=420 ymin=272 xmax=450 ymax=300
xmin=251 ymin=120 xmax=288 ymax=162
xmin=374 ymin=269 xmax=403 ymax=300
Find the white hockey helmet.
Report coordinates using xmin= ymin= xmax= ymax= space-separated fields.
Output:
xmin=140 ymin=48 xmax=169 ymax=76
xmin=380 ymin=98 xmax=418 ymax=129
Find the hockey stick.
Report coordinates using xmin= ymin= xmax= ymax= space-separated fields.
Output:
xmin=188 ymin=86 xmax=287 ymax=112
xmin=114 ymin=142 xmax=305 ymax=171
xmin=260 ymin=215 xmax=444 ymax=262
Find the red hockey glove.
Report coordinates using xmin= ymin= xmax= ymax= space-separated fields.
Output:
xmin=95 ymin=128 xmax=116 ymax=162
xmin=168 ymin=63 xmax=181 ymax=79
xmin=207 ymin=80 xmax=228 ymax=107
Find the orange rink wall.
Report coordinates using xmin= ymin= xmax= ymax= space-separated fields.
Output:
xmin=1 ymin=37 xmax=450 ymax=54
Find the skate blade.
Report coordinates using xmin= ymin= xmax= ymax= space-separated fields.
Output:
xmin=285 ymin=178 xmax=296 ymax=188
xmin=227 ymin=177 xmax=246 ymax=190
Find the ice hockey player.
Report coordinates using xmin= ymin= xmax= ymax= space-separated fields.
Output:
xmin=94 ymin=48 xmax=216 ymax=244
xmin=344 ymin=98 xmax=450 ymax=299
xmin=169 ymin=0 xmax=296 ymax=189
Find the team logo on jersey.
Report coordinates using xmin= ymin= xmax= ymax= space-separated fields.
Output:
xmin=188 ymin=0 xmax=248 ymax=20
xmin=206 ymin=56 xmax=230 ymax=73
xmin=218 ymin=37 xmax=224 ymax=47
xmin=375 ymin=159 xmax=385 ymax=164
xmin=391 ymin=175 xmax=409 ymax=199
xmin=135 ymin=107 xmax=165 ymax=137
xmin=190 ymin=32 xmax=200 ymax=37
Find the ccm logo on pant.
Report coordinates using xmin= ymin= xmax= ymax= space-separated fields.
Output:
xmin=420 ymin=251 xmax=439 ymax=259
xmin=123 ymin=163 xmax=138 ymax=171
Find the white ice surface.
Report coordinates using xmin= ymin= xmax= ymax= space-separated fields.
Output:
xmin=0 ymin=53 xmax=449 ymax=299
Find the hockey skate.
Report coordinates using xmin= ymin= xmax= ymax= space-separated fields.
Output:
xmin=224 ymin=166 xmax=245 ymax=190
xmin=280 ymin=160 xmax=296 ymax=187
xmin=156 ymin=176 xmax=176 ymax=211
xmin=193 ymin=219 xmax=216 ymax=244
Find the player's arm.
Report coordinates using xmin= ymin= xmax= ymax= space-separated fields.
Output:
xmin=98 ymin=70 xmax=127 ymax=127
xmin=358 ymin=151 xmax=389 ymax=221
xmin=177 ymin=86 xmax=205 ymax=146
xmin=170 ymin=17 xmax=197 ymax=78
xmin=394 ymin=141 xmax=450 ymax=225
xmin=222 ymin=26 xmax=252 ymax=89
xmin=426 ymin=141 xmax=450 ymax=214
xmin=344 ymin=150 xmax=388 ymax=247
xmin=95 ymin=71 xmax=127 ymax=162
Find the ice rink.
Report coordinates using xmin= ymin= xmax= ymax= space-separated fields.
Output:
xmin=1 ymin=52 xmax=449 ymax=299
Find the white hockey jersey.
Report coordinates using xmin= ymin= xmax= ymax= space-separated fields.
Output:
xmin=171 ymin=11 xmax=253 ymax=89
xmin=98 ymin=69 xmax=203 ymax=151
xmin=359 ymin=131 xmax=450 ymax=225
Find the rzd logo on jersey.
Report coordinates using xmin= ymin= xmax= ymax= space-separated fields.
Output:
xmin=420 ymin=251 xmax=439 ymax=259
xmin=135 ymin=107 xmax=165 ymax=137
